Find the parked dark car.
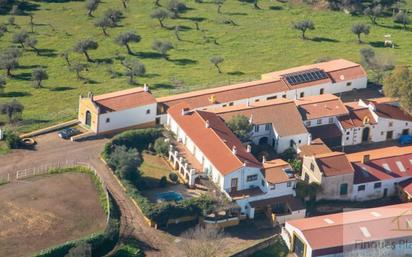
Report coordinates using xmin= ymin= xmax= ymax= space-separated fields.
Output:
xmin=58 ymin=128 xmax=80 ymax=139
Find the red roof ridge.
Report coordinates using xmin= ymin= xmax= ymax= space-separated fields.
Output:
xmin=195 ymin=110 xmax=246 ymax=169
xmin=347 ymin=145 xmax=412 ymax=163
xmin=315 ymin=151 xmax=345 ymax=159
xmin=93 ymin=87 xmax=145 ymax=101
xmin=211 ymin=98 xmax=293 ymax=114
xmin=157 ymin=78 xmax=280 ymax=103
xmin=295 ymin=94 xmax=340 ymax=106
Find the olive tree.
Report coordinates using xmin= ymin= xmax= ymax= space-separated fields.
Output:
xmin=74 ymin=39 xmax=98 ymax=62
xmin=181 ymin=225 xmax=225 ymax=257
xmin=0 ymin=48 xmax=20 ymax=76
xmin=122 ymin=59 xmax=146 ymax=84
xmin=115 ymin=31 xmax=141 ymax=55
xmin=210 ymin=56 xmax=224 ymax=73
xmin=167 ymin=0 xmax=187 ymax=18
xmin=12 ymin=30 xmax=29 ymax=48
xmin=25 ymin=36 xmax=39 ymax=55
xmin=95 ymin=16 xmax=111 ymax=36
xmin=351 ymin=23 xmax=370 ymax=43
xmin=151 ymin=8 xmax=171 ymax=28
xmin=383 ymin=65 xmax=412 ymax=112
xmin=215 ymin=0 xmax=225 ymax=13
xmin=31 ymin=67 xmax=48 ymax=88
xmin=363 ymin=4 xmax=382 ymax=24
xmin=293 ymin=20 xmax=315 ymax=39
xmin=103 ymin=8 xmax=123 ymax=26
xmin=152 ymin=40 xmax=173 ymax=59
xmin=70 ymin=63 xmax=88 ymax=80
xmin=394 ymin=10 xmax=409 ymax=30
xmin=0 ymin=99 xmax=24 ymax=123
xmin=86 ymin=0 xmax=100 ymax=17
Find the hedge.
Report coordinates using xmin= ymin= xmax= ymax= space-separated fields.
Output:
xmin=102 ymin=128 xmax=216 ymax=227
xmin=102 ymin=128 xmax=163 ymax=159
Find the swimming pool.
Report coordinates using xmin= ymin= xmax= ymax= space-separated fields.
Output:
xmin=155 ymin=191 xmax=184 ymax=203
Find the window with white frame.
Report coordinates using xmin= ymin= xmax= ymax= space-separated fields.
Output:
xmin=254 ymin=125 xmax=259 ymax=133
xmin=265 ymin=124 xmax=271 ymax=131
xmin=247 ymin=174 xmax=258 ymax=182
xmin=317 ymin=119 xmax=322 ymax=125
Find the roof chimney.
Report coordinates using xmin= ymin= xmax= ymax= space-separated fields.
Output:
xmin=362 ymin=154 xmax=370 ymax=164
xmin=247 ymin=144 xmax=252 ymax=153
xmin=143 ymin=84 xmax=149 ymax=92
xmin=232 ymin=146 xmax=237 ymax=155
xmin=249 ymin=114 xmax=253 ymax=124
xmin=262 ymin=156 xmax=266 ymax=164
xmin=181 ymin=108 xmax=189 ymax=116
xmin=246 ymin=99 xmax=250 ymax=107
xmin=205 ymin=120 xmax=210 ymax=128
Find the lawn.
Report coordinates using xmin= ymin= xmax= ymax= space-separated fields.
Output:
xmin=0 ymin=0 xmax=412 ymax=132
xmin=140 ymin=152 xmax=173 ymax=187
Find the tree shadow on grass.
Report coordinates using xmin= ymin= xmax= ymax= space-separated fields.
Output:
xmin=226 ymin=12 xmax=248 ymax=16
xmin=1 ymin=91 xmax=32 ymax=97
xmin=227 ymin=71 xmax=245 ymax=76
xmin=19 ymin=64 xmax=47 ymax=69
xmin=269 ymin=6 xmax=284 ymax=10
xmin=142 ymin=73 xmax=160 ymax=78
xmin=12 ymin=72 xmax=32 ymax=81
xmin=170 ymin=58 xmax=198 ymax=66
xmin=95 ymin=58 xmax=114 ymax=64
xmin=135 ymin=51 xmax=163 ymax=59
xmin=39 ymin=48 xmax=58 ymax=57
xmin=311 ymin=37 xmax=339 ymax=43
xmin=180 ymin=16 xmax=206 ymax=23
xmin=19 ymin=118 xmax=50 ymax=126
xmin=49 ymin=86 xmax=75 ymax=92
xmin=151 ymin=83 xmax=174 ymax=90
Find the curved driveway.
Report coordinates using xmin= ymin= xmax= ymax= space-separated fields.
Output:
xmin=0 ymin=132 xmax=182 ymax=257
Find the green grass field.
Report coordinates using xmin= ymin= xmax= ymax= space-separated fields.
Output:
xmin=0 ymin=0 xmax=412 ymax=132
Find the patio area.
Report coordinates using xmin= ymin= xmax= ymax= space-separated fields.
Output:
xmin=168 ymin=142 xmax=204 ymax=187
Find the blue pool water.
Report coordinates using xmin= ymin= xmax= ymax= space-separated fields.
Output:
xmin=155 ymin=191 xmax=184 ymax=202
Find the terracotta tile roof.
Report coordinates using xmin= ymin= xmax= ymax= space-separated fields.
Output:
xmin=158 ymin=59 xmax=366 ymax=110
xmin=308 ymin=124 xmax=343 ymax=139
xmin=249 ymin=194 xmax=305 ymax=211
xmin=295 ymin=94 xmax=349 ymax=120
xmin=229 ymin=187 xmax=264 ymax=200
xmin=352 ymin=152 xmax=412 ymax=184
xmin=314 ymin=152 xmax=354 ymax=177
xmin=298 ymin=138 xmax=332 ymax=157
xmin=364 ymin=97 xmax=398 ymax=105
xmin=93 ymin=87 xmax=156 ymax=112
xmin=210 ymin=99 xmax=308 ymax=137
xmin=373 ymin=103 xmax=412 ymax=121
xmin=263 ymin=159 xmax=294 ymax=184
xmin=339 ymin=103 xmax=377 ymax=129
xmin=287 ymin=202 xmax=412 ymax=250
xmin=168 ymin=102 xmax=261 ymax=176
xmin=157 ymin=79 xmax=289 ymax=109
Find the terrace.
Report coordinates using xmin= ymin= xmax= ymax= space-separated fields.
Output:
xmin=168 ymin=143 xmax=203 ymax=187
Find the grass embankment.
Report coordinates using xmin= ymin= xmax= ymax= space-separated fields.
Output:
xmin=0 ymin=0 xmax=411 ymax=132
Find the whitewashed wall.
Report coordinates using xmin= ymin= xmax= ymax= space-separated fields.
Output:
xmin=98 ymin=103 xmax=157 ymax=133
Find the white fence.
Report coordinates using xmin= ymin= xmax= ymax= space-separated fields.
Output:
xmin=15 ymin=160 xmax=111 ymax=224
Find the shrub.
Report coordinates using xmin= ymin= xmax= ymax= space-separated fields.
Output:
xmin=102 ymin=128 xmax=163 ymax=159
xmin=158 ymin=176 xmax=167 ymax=188
xmin=154 ymin=137 xmax=169 ymax=156
xmin=169 ymin=172 xmax=178 ymax=182
xmin=106 ymin=145 xmax=141 ymax=182
xmin=4 ymin=130 xmax=20 ymax=149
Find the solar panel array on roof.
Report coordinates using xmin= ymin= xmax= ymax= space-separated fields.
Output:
xmin=283 ymin=69 xmax=329 ymax=85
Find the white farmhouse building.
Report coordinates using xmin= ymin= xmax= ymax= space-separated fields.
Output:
xmin=340 ymin=97 xmax=412 ymax=146
xmin=348 ymin=146 xmax=412 ymax=201
xmin=209 ymin=99 xmax=310 ymax=153
xmin=157 ymin=59 xmax=367 ymax=123
xmin=166 ymin=102 xmax=305 ymax=220
xmin=78 ymin=86 xmax=157 ymax=134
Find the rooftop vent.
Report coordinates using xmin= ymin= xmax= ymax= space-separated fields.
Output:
xmin=205 ymin=120 xmax=210 ymax=128
xmin=383 ymin=163 xmax=391 ymax=173
xmin=247 ymin=145 xmax=252 ymax=153
xmin=362 ymin=154 xmax=370 ymax=164
xmin=396 ymin=161 xmax=406 ymax=172
xmin=232 ymin=146 xmax=237 ymax=155
xmin=143 ymin=84 xmax=149 ymax=92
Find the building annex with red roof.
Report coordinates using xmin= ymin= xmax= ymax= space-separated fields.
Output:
xmin=282 ymin=202 xmax=412 ymax=257
xmin=166 ymin=102 xmax=305 ymax=219
xmin=78 ymin=85 xmax=157 ymax=133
